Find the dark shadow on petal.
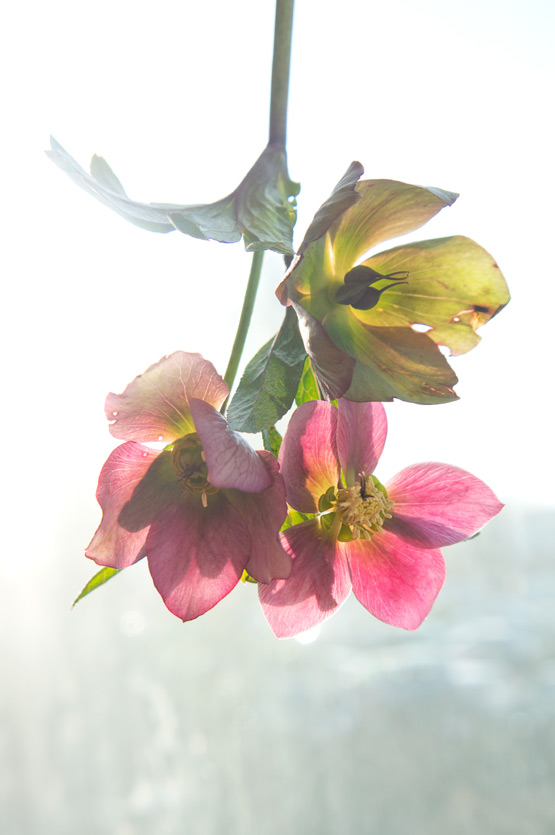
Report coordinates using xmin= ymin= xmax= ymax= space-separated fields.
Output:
xmin=118 ymin=450 xmax=182 ymax=532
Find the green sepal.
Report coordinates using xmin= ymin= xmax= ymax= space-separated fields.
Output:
xmin=295 ymin=357 xmax=321 ymax=405
xmin=318 ymin=485 xmax=336 ymax=512
xmin=337 ymin=524 xmax=356 ymax=542
xmin=227 ymin=307 xmax=307 ymax=433
xmin=262 ymin=426 xmax=283 ymax=459
xmin=281 ymin=508 xmax=313 ymax=532
xmin=72 ymin=566 xmax=119 ymax=607
xmin=370 ymin=474 xmax=389 ymax=498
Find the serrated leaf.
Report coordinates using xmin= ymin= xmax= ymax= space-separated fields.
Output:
xmin=262 ymin=426 xmax=283 ymax=458
xmin=47 ymin=137 xmax=299 ymax=254
xmin=295 ymin=357 xmax=321 ymax=405
xmin=227 ymin=306 xmax=307 ymax=433
xmin=72 ymin=566 xmax=119 ymax=607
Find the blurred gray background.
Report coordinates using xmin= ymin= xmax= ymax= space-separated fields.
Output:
xmin=2 ymin=505 xmax=553 ymax=835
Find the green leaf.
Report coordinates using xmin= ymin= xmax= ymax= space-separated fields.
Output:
xmin=262 ymin=426 xmax=283 ymax=458
xmin=47 ymin=137 xmax=299 ymax=254
xmin=72 ymin=566 xmax=119 ymax=607
xmin=227 ymin=307 xmax=307 ymax=433
xmin=295 ymin=356 xmax=321 ymax=405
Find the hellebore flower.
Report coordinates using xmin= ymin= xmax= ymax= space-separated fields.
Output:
xmin=86 ymin=352 xmax=291 ymax=621
xmin=277 ymin=162 xmax=510 ymax=404
xmin=259 ymin=399 xmax=502 ymax=637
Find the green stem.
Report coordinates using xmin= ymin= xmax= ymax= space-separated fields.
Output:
xmin=269 ymin=0 xmax=295 ymax=147
xmin=221 ymin=249 xmax=265 ymax=410
xmin=221 ymin=1 xmax=295 ymax=411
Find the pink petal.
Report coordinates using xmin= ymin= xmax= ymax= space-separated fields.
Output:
xmin=279 ymin=401 xmax=340 ymax=513
xmin=106 ymin=352 xmax=229 ymax=444
xmin=85 ymin=442 xmax=158 ymax=569
xmin=225 ymin=452 xmax=291 ymax=584
xmin=336 ymin=399 xmax=387 ymax=484
xmin=346 ymin=530 xmax=445 ymax=629
xmin=146 ymin=493 xmax=248 ymax=621
xmin=259 ymin=520 xmax=351 ymax=638
xmin=385 ymin=463 xmax=503 ymax=548
xmin=116 ymin=449 xmax=183 ymax=531
xmin=190 ymin=398 xmax=271 ymax=492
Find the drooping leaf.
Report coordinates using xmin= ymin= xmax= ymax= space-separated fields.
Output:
xmin=227 ymin=307 xmax=307 ymax=433
xmin=262 ymin=426 xmax=283 ymax=459
xmin=295 ymin=357 xmax=321 ymax=405
xmin=72 ymin=566 xmax=119 ymax=607
xmin=47 ymin=137 xmax=299 ymax=254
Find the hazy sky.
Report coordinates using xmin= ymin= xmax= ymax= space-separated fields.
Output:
xmin=3 ymin=0 xmax=554 ymax=582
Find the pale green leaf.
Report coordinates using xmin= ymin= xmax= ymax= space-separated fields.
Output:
xmin=72 ymin=566 xmax=119 ymax=607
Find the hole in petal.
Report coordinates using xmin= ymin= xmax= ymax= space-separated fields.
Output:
xmin=411 ymin=323 xmax=432 ymax=333
xmin=112 ymin=411 xmax=118 ymax=417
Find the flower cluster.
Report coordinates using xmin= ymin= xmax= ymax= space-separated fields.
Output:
xmin=87 ymin=351 xmax=502 ymax=635
xmin=83 ymin=166 xmax=507 ymax=637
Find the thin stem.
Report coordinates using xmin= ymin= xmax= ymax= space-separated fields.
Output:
xmin=269 ymin=0 xmax=295 ymax=146
xmin=221 ymin=249 xmax=265 ymax=411
xmin=221 ymin=1 xmax=295 ymax=412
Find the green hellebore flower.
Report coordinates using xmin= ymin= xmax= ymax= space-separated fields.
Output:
xmin=277 ymin=162 xmax=510 ymax=404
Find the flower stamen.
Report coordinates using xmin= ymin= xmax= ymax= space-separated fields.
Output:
xmin=334 ymin=473 xmax=393 ymax=540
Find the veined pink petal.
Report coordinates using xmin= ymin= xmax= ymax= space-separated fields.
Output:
xmin=278 ymin=401 xmax=340 ymax=513
xmin=346 ymin=530 xmax=445 ymax=630
xmin=225 ymin=452 xmax=291 ymax=584
xmin=86 ymin=442 xmax=157 ymax=569
xmin=336 ymin=399 xmax=387 ymax=484
xmin=106 ymin=352 xmax=229 ymax=444
xmin=385 ymin=463 xmax=503 ymax=548
xmin=190 ymin=398 xmax=271 ymax=492
xmin=146 ymin=494 xmax=248 ymax=621
xmin=259 ymin=519 xmax=351 ymax=638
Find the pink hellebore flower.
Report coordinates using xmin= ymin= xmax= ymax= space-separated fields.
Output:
xmin=259 ymin=399 xmax=502 ymax=637
xmin=86 ymin=352 xmax=291 ymax=621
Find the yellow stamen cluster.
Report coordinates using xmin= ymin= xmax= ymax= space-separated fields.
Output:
xmin=334 ymin=475 xmax=393 ymax=540
xmin=171 ymin=433 xmax=218 ymax=507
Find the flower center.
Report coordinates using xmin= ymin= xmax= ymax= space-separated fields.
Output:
xmin=171 ymin=433 xmax=218 ymax=507
xmin=335 ymin=265 xmax=409 ymax=310
xmin=320 ymin=474 xmax=393 ymax=540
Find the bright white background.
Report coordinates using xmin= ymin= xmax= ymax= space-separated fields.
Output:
xmin=1 ymin=0 xmax=553 ymax=596
xmin=1 ymin=3 xmax=554 ymax=832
